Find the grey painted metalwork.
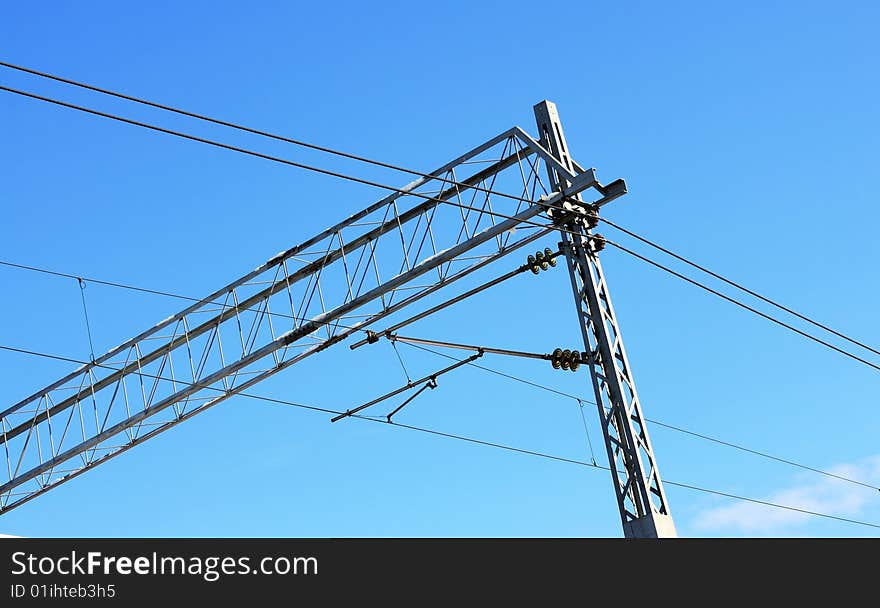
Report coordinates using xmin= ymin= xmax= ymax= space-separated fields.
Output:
xmin=534 ymin=100 xmax=677 ymax=538
xmin=0 ymin=117 xmax=620 ymax=518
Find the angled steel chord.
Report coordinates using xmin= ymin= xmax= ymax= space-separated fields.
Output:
xmin=0 ymin=123 xmax=611 ymax=515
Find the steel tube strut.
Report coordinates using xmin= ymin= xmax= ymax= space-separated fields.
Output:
xmin=350 ymin=251 xmax=561 ymax=351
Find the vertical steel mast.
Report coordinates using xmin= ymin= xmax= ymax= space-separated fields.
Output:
xmin=534 ymin=101 xmax=677 ymax=538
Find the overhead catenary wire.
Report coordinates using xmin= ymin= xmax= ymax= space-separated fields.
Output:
xmin=9 ymin=60 xmax=877 ymax=366
xmin=598 ymin=216 xmax=880 ymax=360
xmin=4 ymin=249 xmax=877 ymax=494
xmin=373 ymin=197 xmax=880 ymax=377
xmin=395 ymin=340 xmax=880 ymax=493
xmin=0 ymin=60 xmax=537 ymax=207
xmin=0 ymin=84 xmax=541 ymax=211
xmin=5 ymin=76 xmax=879 ymax=377
xmin=349 ymin=250 xmax=561 ymax=351
xmin=0 ymin=85 xmax=629 ymax=248
xmin=603 ymin=238 xmax=880 ymax=374
xmin=1 ymin=341 xmax=878 ymax=531
xmin=3 ymin=222 xmax=880 ymax=492
xmin=6 ymin=82 xmax=880 ymax=379
xmin=3 ymin=82 xmax=880 ymax=494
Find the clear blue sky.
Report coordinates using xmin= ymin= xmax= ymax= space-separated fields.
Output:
xmin=1 ymin=1 xmax=879 ymax=537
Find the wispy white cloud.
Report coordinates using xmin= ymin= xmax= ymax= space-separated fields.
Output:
xmin=691 ymin=454 xmax=880 ymax=535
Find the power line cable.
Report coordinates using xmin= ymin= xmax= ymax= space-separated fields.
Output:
xmin=0 ymin=257 xmax=355 ymax=328
xmin=396 ymin=340 xmax=880 ymax=492
xmin=3 ymin=58 xmax=876 ymax=367
xmin=11 ymin=58 xmax=875 ymax=364
xmin=603 ymin=238 xmax=880 ymax=374
xmin=1 ymin=86 xmax=878 ymax=488
xmin=0 ymin=85 xmax=486 ymax=203
xmin=0 ymin=259 xmax=205 ymax=303
xmin=0 ymin=82 xmax=535 ymax=208
xmin=599 ymin=216 xmax=880 ymax=360
xmin=5 ymin=77 xmax=878 ymax=374
xmin=7 ymin=82 xmax=880 ymax=377
xmin=5 ymin=332 xmax=877 ymax=494
xmin=0 ymin=84 xmax=619 ymax=239
xmin=3 ymin=221 xmax=880 ymax=492
xmin=1 ymin=341 xmax=878 ymax=531
xmin=0 ymin=60 xmax=556 ymax=205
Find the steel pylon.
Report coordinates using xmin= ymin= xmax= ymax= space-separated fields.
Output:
xmin=534 ymin=101 xmax=677 ymax=538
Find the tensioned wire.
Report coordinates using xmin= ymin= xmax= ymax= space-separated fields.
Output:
xmin=1 ymin=342 xmax=878 ymax=531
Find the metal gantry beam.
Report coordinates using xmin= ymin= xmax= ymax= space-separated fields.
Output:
xmin=0 ymin=117 xmax=618 ymax=516
xmin=534 ymin=101 xmax=677 ymax=538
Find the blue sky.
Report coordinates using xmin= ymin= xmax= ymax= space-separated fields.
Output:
xmin=1 ymin=1 xmax=879 ymax=537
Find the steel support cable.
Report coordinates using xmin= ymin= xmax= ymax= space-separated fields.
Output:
xmin=11 ymin=60 xmax=875 ymax=364
xmin=3 ymin=59 xmax=878 ymax=364
xmin=0 ymin=60 xmax=542 ymax=208
xmin=6 ymin=76 xmax=880 ymax=369
xmin=10 ymin=81 xmax=880 ymax=374
xmin=0 ymin=86 xmax=623 ymax=235
xmin=349 ymin=250 xmax=561 ymax=350
xmin=1 ymin=344 xmax=878 ymax=531
xmin=6 ymin=280 xmax=877 ymax=494
xmin=598 ymin=216 xmax=880 ymax=360
xmin=7 ymin=241 xmax=878 ymax=494
xmin=3 ymin=221 xmax=880 ymax=490
xmin=0 ymin=84 xmax=540 ymax=210
xmin=396 ymin=340 xmax=880 ymax=493
xmin=1 ymin=87 xmax=878 ymax=488
xmin=0 ymin=255 xmax=551 ymax=383
xmin=602 ymin=238 xmax=880 ymax=374
xmin=370 ymin=197 xmax=880 ymax=377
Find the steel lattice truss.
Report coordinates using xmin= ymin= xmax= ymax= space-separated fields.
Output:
xmin=0 ymin=123 xmax=613 ymax=515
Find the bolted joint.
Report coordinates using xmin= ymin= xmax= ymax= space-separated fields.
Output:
xmin=365 ymin=330 xmax=380 ymax=344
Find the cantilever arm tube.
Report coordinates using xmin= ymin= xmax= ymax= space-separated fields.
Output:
xmin=330 ymin=351 xmax=483 ymax=422
xmin=382 ymin=334 xmax=550 ymax=361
